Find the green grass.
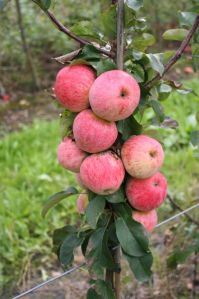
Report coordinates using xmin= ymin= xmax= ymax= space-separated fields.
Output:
xmin=0 ymin=120 xmax=78 ymax=289
xmin=0 ymin=78 xmax=199 ymax=292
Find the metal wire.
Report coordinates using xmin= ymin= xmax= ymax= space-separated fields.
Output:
xmin=12 ymin=202 xmax=199 ymax=299
xmin=12 ymin=263 xmax=86 ymax=299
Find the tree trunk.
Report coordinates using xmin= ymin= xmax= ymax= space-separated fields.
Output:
xmin=15 ymin=0 xmax=39 ymax=90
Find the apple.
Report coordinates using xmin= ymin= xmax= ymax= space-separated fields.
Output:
xmin=54 ymin=64 xmax=96 ymax=112
xmin=89 ymin=70 xmax=140 ymax=121
xmin=80 ymin=151 xmax=125 ymax=195
xmin=132 ymin=209 xmax=158 ymax=232
xmin=57 ymin=137 xmax=87 ymax=173
xmin=75 ymin=173 xmax=85 ymax=188
xmin=73 ymin=109 xmax=118 ymax=153
xmin=121 ymin=135 xmax=164 ymax=178
xmin=126 ymin=172 xmax=167 ymax=211
xmin=76 ymin=193 xmax=88 ymax=214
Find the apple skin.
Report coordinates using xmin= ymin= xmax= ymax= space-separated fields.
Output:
xmin=121 ymin=135 xmax=164 ymax=179
xmin=75 ymin=173 xmax=85 ymax=188
xmin=89 ymin=70 xmax=140 ymax=121
xmin=126 ymin=172 xmax=167 ymax=211
xmin=80 ymin=151 xmax=125 ymax=195
xmin=57 ymin=137 xmax=87 ymax=173
xmin=54 ymin=65 xmax=96 ymax=112
xmin=132 ymin=209 xmax=158 ymax=232
xmin=73 ymin=109 xmax=118 ymax=153
xmin=76 ymin=193 xmax=88 ymax=214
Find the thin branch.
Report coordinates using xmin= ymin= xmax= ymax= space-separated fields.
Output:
xmin=46 ymin=10 xmax=114 ymax=58
xmin=145 ymin=15 xmax=199 ymax=88
xmin=53 ymin=49 xmax=81 ymax=64
xmin=167 ymin=194 xmax=199 ymax=227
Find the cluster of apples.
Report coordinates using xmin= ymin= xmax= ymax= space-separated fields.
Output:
xmin=55 ymin=64 xmax=167 ymax=233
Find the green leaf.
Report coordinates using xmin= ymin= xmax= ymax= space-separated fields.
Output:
xmin=158 ymin=84 xmax=172 ymax=101
xmin=117 ymin=116 xmax=142 ymax=141
xmin=116 ymin=217 xmax=147 ymax=257
xmin=162 ymin=29 xmax=188 ymax=41
xmin=124 ymin=251 xmax=153 ymax=282
xmin=86 ymin=196 xmax=106 ymax=229
xmin=146 ymin=54 xmax=164 ymax=75
xmin=105 ymin=188 xmax=125 ymax=203
xmin=93 ymin=59 xmax=117 ymax=76
xmin=126 ymin=0 xmax=143 ymax=11
xmin=149 ymin=100 xmax=165 ymax=122
xmin=90 ymin=227 xmax=116 ymax=270
xmin=133 ymin=33 xmax=156 ymax=51
xmin=32 ymin=0 xmax=51 ymax=11
xmin=53 ymin=225 xmax=76 ymax=251
xmin=59 ymin=234 xmax=83 ymax=266
xmin=60 ymin=110 xmax=76 ymax=139
xmin=71 ymin=21 xmax=101 ymax=41
xmin=100 ymin=5 xmax=117 ymax=39
xmin=113 ymin=203 xmax=149 ymax=251
xmin=96 ymin=280 xmax=115 ymax=299
xmin=179 ymin=12 xmax=197 ymax=27
xmin=190 ymin=131 xmax=199 ymax=146
xmin=87 ymin=288 xmax=102 ymax=299
xmin=42 ymin=187 xmax=78 ymax=217
xmin=77 ymin=45 xmax=101 ymax=61
xmin=131 ymin=64 xmax=145 ymax=83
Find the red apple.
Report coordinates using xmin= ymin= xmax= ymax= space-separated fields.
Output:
xmin=121 ymin=135 xmax=164 ymax=179
xmin=75 ymin=173 xmax=85 ymax=188
xmin=76 ymin=193 xmax=88 ymax=214
xmin=54 ymin=65 xmax=96 ymax=112
xmin=73 ymin=109 xmax=118 ymax=153
xmin=132 ymin=209 xmax=158 ymax=232
xmin=126 ymin=172 xmax=167 ymax=211
xmin=80 ymin=151 xmax=125 ymax=195
xmin=89 ymin=70 xmax=140 ymax=121
xmin=57 ymin=137 xmax=87 ymax=173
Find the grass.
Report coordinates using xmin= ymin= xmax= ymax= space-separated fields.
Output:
xmin=0 ymin=78 xmax=199 ymax=293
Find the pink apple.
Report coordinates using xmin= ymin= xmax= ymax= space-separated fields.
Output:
xmin=76 ymin=193 xmax=88 ymax=214
xmin=121 ymin=135 xmax=164 ymax=179
xmin=126 ymin=172 xmax=167 ymax=211
xmin=73 ymin=109 xmax=118 ymax=153
xmin=132 ymin=209 xmax=158 ymax=232
xmin=89 ymin=70 xmax=140 ymax=121
xmin=80 ymin=151 xmax=125 ymax=195
xmin=57 ymin=137 xmax=87 ymax=173
xmin=75 ymin=173 xmax=85 ymax=188
xmin=54 ymin=64 xmax=96 ymax=112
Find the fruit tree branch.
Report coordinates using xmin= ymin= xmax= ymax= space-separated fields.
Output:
xmin=46 ymin=10 xmax=114 ymax=58
xmin=145 ymin=15 xmax=199 ymax=88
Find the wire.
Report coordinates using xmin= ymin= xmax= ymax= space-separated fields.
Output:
xmin=12 ymin=263 xmax=86 ymax=299
xmin=12 ymin=202 xmax=199 ymax=299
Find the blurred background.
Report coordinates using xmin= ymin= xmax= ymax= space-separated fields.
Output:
xmin=0 ymin=0 xmax=199 ymax=298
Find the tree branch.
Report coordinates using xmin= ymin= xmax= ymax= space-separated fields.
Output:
xmin=168 ymin=194 xmax=199 ymax=227
xmin=145 ymin=15 xmax=199 ymax=88
xmin=46 ymin=10 xmax=114 ymax=58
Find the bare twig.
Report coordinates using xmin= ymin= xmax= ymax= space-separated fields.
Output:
xmin=53 ymin=49 xmax=81 ymax=64
xmin=167 ymin=195 xmax=199 ymax=227
xmin=46 ymin=10 xmax=114 ymax=58
xmin=145 ymin=15 xmax=199 ymax=88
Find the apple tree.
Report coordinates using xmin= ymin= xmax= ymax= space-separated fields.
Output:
xmin=30 ymin=0 xmax=199 ymax=298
